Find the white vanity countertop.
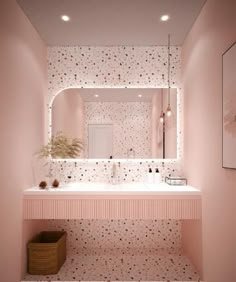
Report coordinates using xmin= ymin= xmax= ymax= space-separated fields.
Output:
xmin=24 ymin=182 xmax=201 ymax=196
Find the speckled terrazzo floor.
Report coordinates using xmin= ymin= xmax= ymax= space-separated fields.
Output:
xmin=23 ymin=248 xmax=200 ymax=282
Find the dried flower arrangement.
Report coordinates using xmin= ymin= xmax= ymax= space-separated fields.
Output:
xmin=37 ymin=132 xmax=83 ymax=159
xmin=35 ymin=132 xmax=83 ymax=188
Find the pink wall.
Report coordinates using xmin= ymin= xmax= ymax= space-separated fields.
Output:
xmin=0 ymin=0 xmax=47 ymax=281
xmin=182 ymin=220 xmax=203 ymax=277
xmin=182 ymin=0 xmax=236 ymax=281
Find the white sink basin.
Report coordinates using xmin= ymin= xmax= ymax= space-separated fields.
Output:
xmin=64 ymin=182 xmax=110 ymax=191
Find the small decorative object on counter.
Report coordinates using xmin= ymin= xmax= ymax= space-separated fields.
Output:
xmin=39 ymin=181 xmax=47 ymax=189
xmin=165 ymin=176 xmax=187 ymax=186
xmin=52 ymin=179 xmax=60 ymax=188
xmin=154 ymin=168 xmax=161 ymax=184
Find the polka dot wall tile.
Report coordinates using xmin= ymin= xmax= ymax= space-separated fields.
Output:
xmin=47 ymin=220 xmax=182 ymax=254
xmin=47 ymin=46 xmax=181 ymax=97
xmin=49 ymin=159 xmax=184 ymax=184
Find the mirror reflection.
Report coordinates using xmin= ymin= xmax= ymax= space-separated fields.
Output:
xmin=51 ymin=88 xmax=177 ymax=159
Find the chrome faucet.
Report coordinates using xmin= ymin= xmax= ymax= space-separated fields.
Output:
xmin=111 ymin=162 xmax=120 ymax=184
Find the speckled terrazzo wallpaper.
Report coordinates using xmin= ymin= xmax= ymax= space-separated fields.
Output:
xmin=47 ymin=46 xmax=183 ymax=183
xmin=48 ymin=219 xmax=182 ymax=254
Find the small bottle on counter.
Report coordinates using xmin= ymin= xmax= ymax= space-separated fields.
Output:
xmin=147 ymin=168 xmax=153 ymax=183
xmin=154 ymin=168 xmax=161 ymax=184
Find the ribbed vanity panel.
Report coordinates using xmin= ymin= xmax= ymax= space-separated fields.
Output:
xmin=23 ymin=196 xmax=201 ymax=220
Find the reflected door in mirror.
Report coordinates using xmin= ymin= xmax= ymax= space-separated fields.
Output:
xmin=88 ymin=124 xmax=113 ymax=158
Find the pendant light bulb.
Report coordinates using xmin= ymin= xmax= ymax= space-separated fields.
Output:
xmin=166 ymin=104 xmax=172 ymax=117
xmin=160 ymin=112 xmax=164 ymax=123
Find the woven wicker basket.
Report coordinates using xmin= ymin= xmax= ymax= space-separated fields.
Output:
xmin=27 ymin=231 xmax=66 ymax=275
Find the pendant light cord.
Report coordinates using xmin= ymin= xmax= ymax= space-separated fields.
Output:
xmin=161 ymin=88 xmax=163 ymax=112
xmin=168 ymin=34 xmax=171 ymax=106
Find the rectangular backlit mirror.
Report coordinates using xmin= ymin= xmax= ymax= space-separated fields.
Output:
xmin=51 ymin=88 xmax=177 ymax=159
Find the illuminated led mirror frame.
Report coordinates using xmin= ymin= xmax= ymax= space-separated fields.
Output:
xmin=48 ymin=87 xmax=182 ymax=163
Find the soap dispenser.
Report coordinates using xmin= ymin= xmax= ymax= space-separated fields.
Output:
xmin=147 ymin=168 xmax=153 ymax=183
xmin=154 ymin=168 xmax=161 ymax=184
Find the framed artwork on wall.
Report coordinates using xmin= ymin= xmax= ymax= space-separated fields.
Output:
xmin=222 ymin=41 xmax=236 ymax=169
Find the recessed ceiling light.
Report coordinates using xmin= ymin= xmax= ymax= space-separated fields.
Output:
xmin=94 ymin=94 xmax=99 ymax=98
xmin=160 ymin=14 xmax=170 ymax=22
xmin=61 ymin=15 xmax=70 ymax=22
xmin=138 ymin=94 xmax=142 ymax=98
